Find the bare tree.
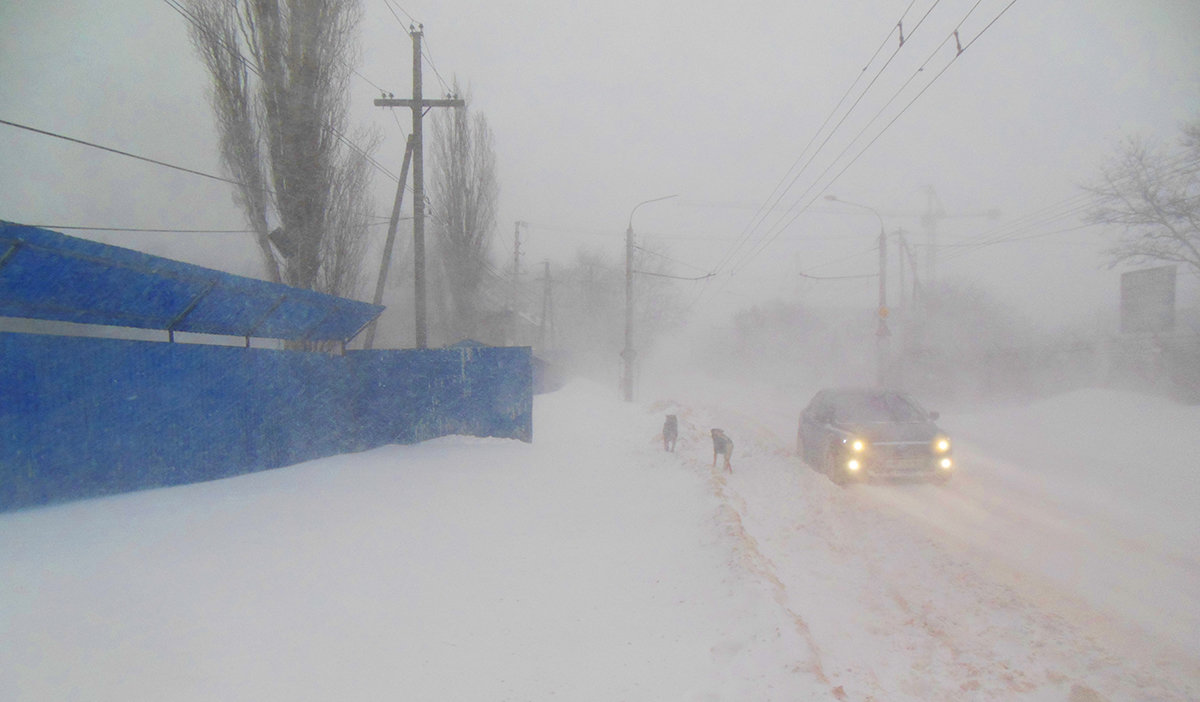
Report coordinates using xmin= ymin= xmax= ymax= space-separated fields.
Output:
xmin=547 ymin=244 xmax=683 ymax=379
xmin=184 ymin=0 xmax=375 ymax=296
xmin=1085 ymin=118 xmax=1200 ymax=277
xmin=429 ymin=81 xmax=499 ymax=341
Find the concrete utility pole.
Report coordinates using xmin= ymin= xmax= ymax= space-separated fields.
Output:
xmin=826 ymin=194 xmax=890 ymax=387
xmin=539 ymin=260 xmax=553 ymax=351
xmin=901 ymin=234 xmax=922 ymax=306
xmin=362 ymin=134 xmax=415 ymax=350
xmin=374 ymin=25 xmax=464 ymax=349
xmin=509 ymin=221 xmax=525 ymax=345
xmin=623 ymin=194 xmax=677 ymax=402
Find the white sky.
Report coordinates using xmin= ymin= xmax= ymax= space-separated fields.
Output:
xmin=2 ymin=0 xmax=1198 ymax=328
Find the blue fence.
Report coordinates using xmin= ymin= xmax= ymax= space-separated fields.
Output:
xmin=0 ymin=332 xmax=531 ymax=511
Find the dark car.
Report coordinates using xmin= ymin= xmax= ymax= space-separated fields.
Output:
xmin=797 ymin=388 xmax=954 ymax=484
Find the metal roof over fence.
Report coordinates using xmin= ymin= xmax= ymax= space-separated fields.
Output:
xmin=0 ymin=222 xmax=383 ymax=343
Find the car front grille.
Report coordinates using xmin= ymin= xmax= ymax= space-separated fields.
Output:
xmin=871 ymin=442 xmax=936 ymax=473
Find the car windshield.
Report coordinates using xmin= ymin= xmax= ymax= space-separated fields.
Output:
xmin=831 ymin=391 xmax=926 ymax=423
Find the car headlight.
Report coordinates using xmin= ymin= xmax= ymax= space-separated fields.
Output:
xmin=934 ymin=437 xmax=951 ymax=453
xmin=939 ymin=457 xmax=953 ymax=470
xmin=847 ymin=459 xmax=861 ymax=472
xmin=850 ymin=438 xmax=866 ymax=453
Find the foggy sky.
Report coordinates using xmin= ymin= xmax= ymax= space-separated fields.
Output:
xmin=2 ymin=0 xmax=1198 ymax=329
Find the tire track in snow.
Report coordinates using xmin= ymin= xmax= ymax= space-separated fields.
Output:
xmin=708 ymin=469 xmax=833 ymax=686
xmin=656 ymin=399 xmax=1198 ymax=700
xmin=655 ymin=401 xmax=857 ymax=699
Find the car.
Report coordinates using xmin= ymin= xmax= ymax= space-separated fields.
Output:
xmin=797 ymin=387 xmax=954 ymax=484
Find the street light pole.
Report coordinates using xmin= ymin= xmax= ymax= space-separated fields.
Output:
xmin=825 ymin=194 xmax=890 ymax=386
xmin=623 ymin=193 xmax=677 ymax=402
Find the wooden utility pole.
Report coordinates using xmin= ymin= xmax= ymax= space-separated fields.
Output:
xmin=362 ymin=135 xmax=415 ymax=350
xmin=374 ymin=25 xmax=464 ymax=348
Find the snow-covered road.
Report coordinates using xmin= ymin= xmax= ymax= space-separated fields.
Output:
xmin=656 ymin=382 xmax=1200 ymax=700
xmin=2 ymin=379 xmax=1197 ymax=700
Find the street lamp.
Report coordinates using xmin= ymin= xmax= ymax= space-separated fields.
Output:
xmin=825 ymin=194 xmax=891 ymax=386
xmin=622 ymin=193 xmax=678 ymax=402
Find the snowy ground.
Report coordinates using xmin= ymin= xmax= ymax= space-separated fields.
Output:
xmin=2 ymin=378 xmax=1198 ymax=700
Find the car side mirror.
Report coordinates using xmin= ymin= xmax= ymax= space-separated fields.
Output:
xmin=817 ymin=409 xmax=834 ymax=424
xmin=928 ymin=411 xmax=940 ymax=421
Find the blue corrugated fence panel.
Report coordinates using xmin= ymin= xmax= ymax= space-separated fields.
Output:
xmin=0 ymin=222 xmax=382 ymax=341
xmin=1 ymin=333 xmax=533 ymax=512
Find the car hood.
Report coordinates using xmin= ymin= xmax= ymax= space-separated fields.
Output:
xmin=834 ymin=420 xmax=941 ymax=444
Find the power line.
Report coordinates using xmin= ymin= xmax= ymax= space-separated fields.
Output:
xmin=799 ymin=270 xmax=879 ymax=280
xmin=378 ymin=0 xmax=453 ymax=95
xmin=928 ymin=149 xmax=1196 ymax=262
xmin=382 ymin=0 xmax=419 ymax=27
xmin=18 ymin=220 xmax=398 ymax=235
xmin=633 ymin=270 xmax=716 ymax=281
xmin=420 ymin=36 xmax=453 ymax=95
xmin=353 ymin=67 xmax=392 ymax=96
xmin=0 ymin=117 xmax=249 ymax=188
xmin=161 ymin=0 xmax=399 ymax=183
xmin=713 ymin=0 xmax=945 ymax=278
xmin=631 ymin=243 xmax=712 ymax=274
xmin=19 ymin=224 xmax=253 ymax=234
xmin=730 ymin=0 xmax=1021 ymax=275
xmin=712 ymin=1 xmax=918 ymax=277
xmin=729 ymin=36 xmax=958 ymax=274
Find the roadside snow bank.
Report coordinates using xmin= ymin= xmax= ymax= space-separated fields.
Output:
xmin=937 ymin=389 xmax=1200 ymax=653
xmin=0 ymin=378 xmax=829 ymax=701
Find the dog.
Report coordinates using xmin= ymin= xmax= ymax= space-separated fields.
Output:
xmin=711 ymin=428 xmax=733 ymax=472
xmin=662 ymin=414 xmax=678 ymax=452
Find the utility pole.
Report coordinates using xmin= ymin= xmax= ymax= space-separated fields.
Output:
xmin=510 ymin=221 xmax=525 ymax=345
xmin=901 ymin=236 xmax=922 ymax=306
xmin=896 ymin=228 xmax=907 ymax=312
xmin=624 ymin=222 xmax=634 ymax=401
xmin=374 ymin=25 xmax=464 ymax=348
xmin=539 ymin=260 xmax=553 ymax=351
xmin=363 ymin=135 xmax=415 ymax=350
xmin=623 ymin=194 xmax=677 ymax=402
xmin=826 ymin=194 xmax=889 ymax=386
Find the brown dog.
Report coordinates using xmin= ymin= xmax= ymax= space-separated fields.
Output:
xmin=663 ymin=415 xmax=678 ymax=452
xmin=711 ymin=428 xmax=733 ymax=472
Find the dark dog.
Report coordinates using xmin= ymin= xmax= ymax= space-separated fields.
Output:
xmin=663 ymin=414 xmax=678 ymax=452
xmin=711 ymin=428 xmax=733 ymax=472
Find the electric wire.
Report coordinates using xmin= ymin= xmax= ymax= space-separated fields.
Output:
xmin=799 ymin=270 xmax=879 ymax=280
xmin=379 ymin=0 xmax=453 ymax=95
xmin=934 ymin=150 xmax=1197 ymax=262
xmin=729 ymin=0 xmax=1020 ymax=276
xmin=18 ymin=224 xmax=254 ymax=234
xmin=632 ymin=244 xmax=712 ymax=274
xmin=685 ymin=0 xmax=956 ymax=316
xmin=0 ymin=118 xmax=250 ymax=189
xmin=633 ymin=270 xmax=716 ymax=281
xmin=19 ymin=220 xmax=398 ymax=235
xmin=420 ymin=35 xmax=454 ymax=96
xmin=382 ymin=0 xmax=420 ymax=27
xmin=713 ymin=0 xmax=935 ymax=277
xmin=161 ymin=0 xmax=400 ymax=183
